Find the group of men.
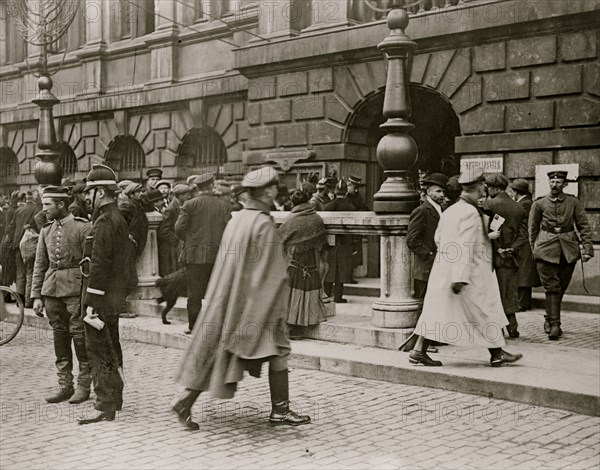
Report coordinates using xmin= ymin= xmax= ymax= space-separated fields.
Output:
xmin=405 ymin=167 xmax=594 ymax=368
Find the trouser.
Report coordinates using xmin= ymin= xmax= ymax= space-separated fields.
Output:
xmin=404 ymin=279 xmax=428 ymax=351
xmin=323 ymin=265 xmax=344 ymax=301
xmin=518 ymin=287 xmax=532 ymax=310
xmin=537 ymin=256 xmax=577 ymax=329
xmin=15 ymin=252 xmax=26 ymax=297
xmin=186 ymin=263 xmax=214 ymax=330
xmin=85 ymin=311 xmax=123 ymax=412
xmin=44 ymin=296 xmax=91 ymax=391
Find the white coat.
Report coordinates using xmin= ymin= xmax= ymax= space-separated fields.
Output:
xmin=414 ymin=198 xmax=507 ymax=348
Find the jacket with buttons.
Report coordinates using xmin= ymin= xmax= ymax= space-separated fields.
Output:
xmin=529 ymin=192 xmax=594 ymax=264
xmin=31 ymin=214 xmax=92 ymax=299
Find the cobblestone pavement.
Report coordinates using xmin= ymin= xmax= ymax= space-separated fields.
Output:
xmin=1 ymin=336 xmax=599 ymax=470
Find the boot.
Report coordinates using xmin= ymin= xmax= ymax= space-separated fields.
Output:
xmin=268 ymin=369 xmax=310 ymax=426
xmin=489 ymin=348 xmax=523 ymax=367
xmin=46 ymin=330 xmax=74 ymax=403
xmin=171 ymin=388 xmax=201 ymax=430
xmin=546 ymin=292 xmax=562 ymax=340
xmin=77 ymin=411 xmax=116 ymax=425
xmin=408 ymin=337 xmax=442 ymax=366
xmin=506 ymin=313 xmax=519 ymax=338
xmin=70 ymin=336 xmax=91 ymax=404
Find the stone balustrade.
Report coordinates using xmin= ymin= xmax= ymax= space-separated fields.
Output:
xmin=271 ymin=211 xmax=419 ymax=330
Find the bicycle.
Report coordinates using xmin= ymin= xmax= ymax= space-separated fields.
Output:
xmin=0 ymin=285 xmax=25 ymax=346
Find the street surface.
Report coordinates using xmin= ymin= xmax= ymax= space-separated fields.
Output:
xmin=1 ymin=335 xmax=599 ymax=469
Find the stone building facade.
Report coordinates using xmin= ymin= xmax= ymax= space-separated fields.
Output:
xmin=1 ymin=0 xmax=599 ymax=293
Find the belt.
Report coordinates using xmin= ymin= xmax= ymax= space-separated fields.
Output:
xmin=49 ymin=261 xmax=80 ymax=270
xmin=541 ymin=225 xmax=574 ymax=234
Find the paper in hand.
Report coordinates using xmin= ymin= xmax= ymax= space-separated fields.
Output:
xmin=490 ymin=214 xmax=505 ymax=232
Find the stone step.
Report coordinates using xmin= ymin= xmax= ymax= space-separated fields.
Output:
xmin=3 ymin=306 xmax=598 ymax=417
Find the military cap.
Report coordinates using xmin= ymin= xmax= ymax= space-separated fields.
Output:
xmin=316 ymin=178 xmax=328 ymax=189
xmin=421 ymin=173 xmax=448 ymax=189
xmin=72 ymin=180 xmax=87 ymax=195
xmin=124 ymin=182 xmax=143 ymax=196
xmin=457 ymin=166 xmax=485 ymax=185
xmin=173 ymin=184 xmax=193 ymax=196
xmin=511 ymin=178 xmax=530 ymax=194
xmin=485 ymin=173 xmax=509 ymax=190
xmin=146 ymin=168 xmax=163 ymax=179
xmin=347 ymin=175 xmax=365 ymax=187
xmin=334 ymin=180 xmax=348 ymax=195
xmin=242 ymin=166 xmax=279 ymax=189
xmin=42 ymin=186 xmax=71 ymax=199
xmin=155 ymin=179 xmax=171 ymax=189
xmin=192 ymin=172 xmax=215 ymax=190
xmin=231 ymin=185 xmax=248 ymax=197
xmin=84 ymin=164 xmax=119 ymax=191
xmin=547 ymin=170 xmax=568 ymax=180
xmin=146 ymin=189 xmax=164 ymax=203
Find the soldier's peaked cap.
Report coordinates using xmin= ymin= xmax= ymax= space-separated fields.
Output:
xmin=146 ymin=168 xmax=163 ymax=179
xmin=347 ymin=175 xmax=365 ymax=186
xmin=547 ymin=170 xmax=568 ymax=180
xmin=457 ymin=166 xmax=485 ymax=186
xmin=192 ymin=173 xmax=215 ymax=188
xmin=84 ymin=164 xmax=118 ymax=191
xmin=242 ymin=166 xmax=279 ymax=189
xmin=42 ymin=185 xmax=71 ymax=199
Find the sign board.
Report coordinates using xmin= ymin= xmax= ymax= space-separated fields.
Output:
xmin=535 ymin=164 xmax=579 ymax=199
xmin=460 ymin=157 xmax=503 ymax=174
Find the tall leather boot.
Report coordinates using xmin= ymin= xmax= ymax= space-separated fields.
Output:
xmin=268 ymin=368 xmax=310 ymax=426
xmin=506 ymin=313 xmax=519 ymax=338
xmin=70 ymin=336 xmax=91 ymax=404
xmin=547 ymin=292 xmax=562 ymax=340
xmin=46 ymin=330 xmax=74 ymax=403
xmin=543 ymin=292 xmax=554 ymax=334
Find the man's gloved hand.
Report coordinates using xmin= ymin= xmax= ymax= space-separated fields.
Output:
xmin=451 ymin=282 xmax=467 ymax=294
xmin=33 ymin=298 xmax=45 ymax=318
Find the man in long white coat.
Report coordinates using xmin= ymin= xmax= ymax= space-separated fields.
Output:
xmin=410 ymin=167 xmax=523 ymax=367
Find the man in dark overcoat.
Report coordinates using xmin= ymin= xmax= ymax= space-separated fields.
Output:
xmin=175 ymin=173 xmax=231 ymax=334
xmin=77 ymin=164 xmax=133 ymax=424
xmin=484 ymin=174 xmax=526 ymax=338
xmin=346 ymin=176 xmax=367 ymax=284
xmin=404 ymin=173 xmax=448 ymax=353
xmin=529 ymin=170 xmax=594 ymax=340
xmin=510 ymin=178 xmax=539 ymax=311
xmin=157 ymin=184 xmax=192 ymax=276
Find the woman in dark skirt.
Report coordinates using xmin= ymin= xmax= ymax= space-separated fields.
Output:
xmin=279 ymin=190 xmax=328 ymax=338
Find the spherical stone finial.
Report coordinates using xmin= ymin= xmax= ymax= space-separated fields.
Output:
xmin=387 ymin=8 xmax=409 ymax=31
xmin=38 ymin=75 xmax=53 ymax=91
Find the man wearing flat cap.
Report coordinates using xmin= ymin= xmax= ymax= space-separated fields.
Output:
xmin=410 ymin=167 xmax=522 ymax=368
xmin=78 ymin=164 xmax=134 ymax=424
xmin=119 ymin=182 xmax=149 ymax=260
xmin=510 ymin=179 xmax=539 ymax=311
xmin=483 ymin=173 xmax=527 ymax=338
xmin=175 ymin=173 xmax=231 ymax=334
xmin=31 ymin=186 xmax=92 ymax=405
xmin=173 ymin=166 xmax=310 ymax=430
xmin=529 ymin=170 xmax=593 ymax=340
xmin=309 ymin=178 xmax=331 ymax=211
xmin=145 ymin=168 xmax=163 ymax=191
xmin=403 ymin=173 xmax=448 ymax=352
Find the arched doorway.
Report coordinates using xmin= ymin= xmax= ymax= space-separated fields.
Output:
xmin=177 ymin=127 xmax=227 ymax=177
xmin=56 ymin=142 xmax=78 ymax=179
xmin=346 ymin=84 xmax=461 ymax=206
xmin=104 ymin=135 xmax=146 ymax=181
xmin=345 ymin=85 xmax=461 ymax=277
xmin=0 ymin=148 xmax=19 ymax=196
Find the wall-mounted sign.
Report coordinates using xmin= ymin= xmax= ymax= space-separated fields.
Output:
xmin=535 ymin=164 xmax=579 ymax=199
xmin=460 ymin=156 xmax=503 ymax=174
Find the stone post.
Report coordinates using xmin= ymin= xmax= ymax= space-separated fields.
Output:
xmin=132 ymin=212 xmax=162 ymax=299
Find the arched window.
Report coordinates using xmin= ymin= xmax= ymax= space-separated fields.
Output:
xmin=105 ymin=135 xmax=145 ymax=180
xmin=0 ymin=147 xmax=19 ymax=195
xmin=177 ymin=127 xmax=227 ymax=173
xmin=56 ymin=142 xmax=77 ymax=178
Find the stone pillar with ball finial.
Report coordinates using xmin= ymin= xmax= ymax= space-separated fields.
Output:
xmin=32 ymin=75 xmax=62 ymax=186
xmin=370 ymin=6 xmax=421 ymax=328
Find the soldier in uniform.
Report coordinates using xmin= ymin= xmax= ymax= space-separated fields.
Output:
xmin=77 ymin=164 xmax=133 ymax=424
xmin=145 ymin=168 xmax=163 ymax=192
xmin=529 ymin=170 xmax=594 ymax=340
xmin=31 ymin=186 xmax=92 ymax=404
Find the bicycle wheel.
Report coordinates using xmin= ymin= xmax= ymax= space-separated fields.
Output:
xmin=0 ymin=286 xmax=25 ymax=346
